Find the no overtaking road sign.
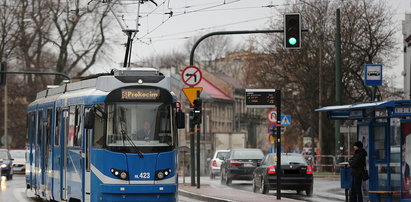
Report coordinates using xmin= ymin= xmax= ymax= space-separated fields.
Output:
xmin=181 ymin=65 xmax=202 ymax=87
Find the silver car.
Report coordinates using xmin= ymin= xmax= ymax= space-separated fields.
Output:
xmin=209 ymin=150 xmax=230 ymax=179
xmin=9 ymin=150 xmax=26 ymax=174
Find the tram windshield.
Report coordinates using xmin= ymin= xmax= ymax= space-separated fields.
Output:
xmin=105 ymin=102 xmax=173 ymax=151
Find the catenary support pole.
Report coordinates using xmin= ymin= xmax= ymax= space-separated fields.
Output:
xmin=335 ymin=8 xmax=343 ymax=157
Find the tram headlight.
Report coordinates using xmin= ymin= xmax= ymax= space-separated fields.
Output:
xmin=155 ymin=168 xmax=171 ymax=180
xmin=110 ymin=168 xmax=129 ymax=180
xmin=120 ymin=171 xmax=128 ymax=180
xmin=157 ymin=171 xmax=165 ymax=179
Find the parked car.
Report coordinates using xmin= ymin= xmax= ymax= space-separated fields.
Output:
xmin=0 ymin=149 xmax=14 ymax=180
xmin=252 ymin=153 xmax=313 ymax=195
xmin=9 ymin=149 xmax=26 ymax=174
xmin=220 ymin=148 xmax=264 ymax=185
xmin=209 ymin=150 xmax=229 ymax=179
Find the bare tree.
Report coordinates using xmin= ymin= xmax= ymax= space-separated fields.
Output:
xmin=45 ymin=0 xmax=110 ymax=83
xmin=243 ymin=0 xmax=397 ymax=155
xmin=0 ymin=0 xmax=19 ymax=60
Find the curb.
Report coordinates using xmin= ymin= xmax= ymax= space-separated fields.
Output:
xmin=315 ymin=192 xmax=346 ymax=202
xmin=179 ymin=190 xmax=233 ymax=202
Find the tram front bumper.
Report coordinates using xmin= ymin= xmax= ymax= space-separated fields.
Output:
xmin=98 ymin=184 xmax=177 ymax=201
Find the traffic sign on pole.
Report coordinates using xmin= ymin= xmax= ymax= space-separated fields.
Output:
xmin=364 ymin=64 xmax=382 ymax=86
xmin=181 ymin=65 xmax=202 ymax=87
xmin=182 ymin=87 xmax=203 ymax=107
xmin=267 ymin=109 xmax=277 ymax=123
xmin=281 ymin=115 xmax=291 ymax=126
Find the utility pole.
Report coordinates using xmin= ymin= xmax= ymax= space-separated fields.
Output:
xmin=335 ymin=8 xmax=343 ymax=157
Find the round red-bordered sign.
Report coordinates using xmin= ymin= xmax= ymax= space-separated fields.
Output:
xmin=267 ymin=109 xmax=277 ymax=123
xmin=181 ymin=65 xmax=202 ymax=87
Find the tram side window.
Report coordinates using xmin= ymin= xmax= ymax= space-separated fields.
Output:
xmin=93 ymin=104 xmax=105 ymax=148
xmin=55 ymin=108 xmax=61 ymax=146
xmin=28 ymin=112 xmax=35 ymax=147
xmin=46 ymin=109 xmax=52 ymax=148
xmin=75 ymin=106 xmax=82 ymax=147
xmin=68 ymin=106 xmax=75 ymax=147
xmin=37 ymin=111 xmax=43 ymax=146
xmin=68 ymin=106 xmax=82 ymax=147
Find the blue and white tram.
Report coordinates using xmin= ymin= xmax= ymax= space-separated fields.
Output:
xmin=26 ymin=68 xmax=185 ymax=202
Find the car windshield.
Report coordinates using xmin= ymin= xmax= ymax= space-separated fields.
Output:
xmin=232 ymin=150 xmax=264 ymax=159
xmin=106 ymin=102 xmax=173 ymax=148
xmin=216 ymin=152 xmax=229 ymax=159
xmin=10 ymin=150 xmax=25 ymax=158
xmin=0 ymin=151 xmax=9 ymax=160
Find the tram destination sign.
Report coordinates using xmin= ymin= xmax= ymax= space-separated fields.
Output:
xmin=245 ymin=89 xmax=276 ymax=108
xmin=121 ymin=88 xmax=160 ymax=100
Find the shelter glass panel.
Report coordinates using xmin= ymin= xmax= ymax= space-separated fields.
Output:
xmin=374 ymin=126 xmax=386 ymax=160
xmin=390 ymin=118 xmax=401 ymax=200
xmin=401 ymin=122 xmax=411 ymax=199
xmin=358 ymin=125 xmax=369 ymax=197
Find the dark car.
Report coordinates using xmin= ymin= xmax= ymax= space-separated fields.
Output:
xmin=0 ymin=149 xmax=14 ymax=180
xmin=252 ymin=153 xmax=313 ymax=195
xmin=220 ymin=148 xmax=264 ymax=185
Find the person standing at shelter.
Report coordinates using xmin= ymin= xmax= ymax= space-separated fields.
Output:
xmin=349 ymin=141 xmax=367 ymax=202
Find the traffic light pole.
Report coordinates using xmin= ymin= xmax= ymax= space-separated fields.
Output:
xmin=188 ymin=28 xmax=307 ymax=191
xmin=275 ymin=90 xmax=282 ymax=200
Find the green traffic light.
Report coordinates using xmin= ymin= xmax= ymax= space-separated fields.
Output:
xmin=288 ymin=37 xmax=297 ymax=46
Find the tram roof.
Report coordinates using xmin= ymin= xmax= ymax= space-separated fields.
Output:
xmin=34 ymin=67 xmax=170 ymax=100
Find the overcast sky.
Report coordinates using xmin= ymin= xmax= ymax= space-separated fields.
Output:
xmin=97 ymin=0 xmax=411 ymax=89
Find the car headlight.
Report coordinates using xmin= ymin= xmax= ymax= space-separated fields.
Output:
xmin=1 ymin=164 xmax=8 ymax=168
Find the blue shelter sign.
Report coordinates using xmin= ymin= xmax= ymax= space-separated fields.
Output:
xmin=364 ymin=64 xmax=382 ymax=86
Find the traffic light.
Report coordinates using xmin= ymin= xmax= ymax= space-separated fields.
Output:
xmin=284 ymin=13 xmax=301 ymax=49
xmin=192 ymin=99 xmax=202 ymax=124
xmin=0 ymin=62 xmax=6 ymax=85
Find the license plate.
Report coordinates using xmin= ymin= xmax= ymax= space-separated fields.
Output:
xmin=244 ymin=163 xmax=253 ymax=167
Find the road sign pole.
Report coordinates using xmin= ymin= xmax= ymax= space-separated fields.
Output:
xmin=190 ymin=110 xmax=195 ymax=186
xmin=275 ymin=90 xmax=282 ymax=200
xmin=196 ymin=90 xmax=201 ymax=189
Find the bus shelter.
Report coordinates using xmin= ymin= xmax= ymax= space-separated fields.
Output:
xmin=316 ymin=100 xmax=411 ymax=202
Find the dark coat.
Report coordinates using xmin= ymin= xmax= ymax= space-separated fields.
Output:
xmin=349 ymin=148 xmax=367 ymax=177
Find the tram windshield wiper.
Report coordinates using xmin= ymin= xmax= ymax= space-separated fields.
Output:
xmin=119 ymin=108 xmax=144 ymax=158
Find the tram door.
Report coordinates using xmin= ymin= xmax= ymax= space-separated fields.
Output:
xmin=61 ymin=110 xmax=69 ymax=200
xmin=35 ymin=110 xmax=43 ymax=192
xmin=84 ymin=107 xmax=92 ymax=202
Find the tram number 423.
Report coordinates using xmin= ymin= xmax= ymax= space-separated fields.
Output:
xmin=134 ymin=172 xmax=150 ymax=179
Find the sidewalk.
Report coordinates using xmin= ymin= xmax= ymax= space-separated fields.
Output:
xmin=178 ymin=175 xmax=346 ymax=202
xmin=178 ymin=177 xmax=300 ymax=202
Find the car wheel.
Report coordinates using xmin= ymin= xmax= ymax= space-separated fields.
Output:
xmin=225 ymin=171 xmax=232 ymax=185
xmin=226 ymin=176 xmax=232 ymax=185
xmin=210 ymin=172 xmax=215 ymax=179
xmin=220 ymin=170 xmax=225 ymax=184
xmin=252 ymin=178 xmax=258 ymax=193
xmin=260 ymin=177 xmax=269 ymax=194
xmin=306 ymin=186 xmax=313 ymax=196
